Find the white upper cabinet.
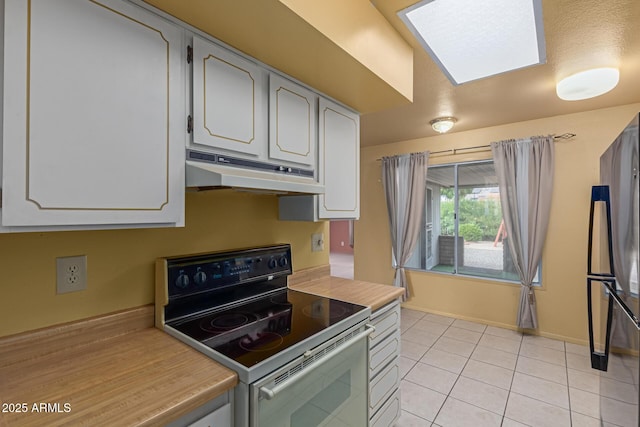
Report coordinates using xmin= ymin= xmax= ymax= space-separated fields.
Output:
xmin=277 ymin=97 xmax=359 ymax=221
xmin=268 ymin=73 xmax=317 ymax=167
xmin=191 ymin=35 xmax=267 ymax=157
xmin=2 ymin=0 xmax=186 ymax=227
xmin=318 ymin=98 xmax=360 ymax=219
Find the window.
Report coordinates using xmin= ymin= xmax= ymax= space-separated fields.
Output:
xmin=406 ymin=160 xmax=540 ymax=284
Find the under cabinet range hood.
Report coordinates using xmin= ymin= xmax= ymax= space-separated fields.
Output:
xmin=185 ymin=150 xmax=325 ymax=194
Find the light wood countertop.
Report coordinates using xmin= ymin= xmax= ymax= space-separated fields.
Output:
xmin=0 ymin=305 xmax=237 ymax=427
xmin=288 ymin=265 xmax=404 ymax=311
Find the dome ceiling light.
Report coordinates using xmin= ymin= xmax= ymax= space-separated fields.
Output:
xmin=430 ymin=117 xmax=457 ymax=133
xmin=556 ymin=68 xmax=620 ymax=101
xmin=398 ymin=0 xmax=546 ymax=85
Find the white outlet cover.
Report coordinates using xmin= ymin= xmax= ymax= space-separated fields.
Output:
xmin=312 ymin=233 xmax=324 ymax=252
xmin=56 ymin=255 xmax=87 ymax=294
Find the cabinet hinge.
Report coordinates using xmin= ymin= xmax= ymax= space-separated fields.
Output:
xmin=187 ymin=115 xmax=193 ymax=134
xmin=186 ymin=45 xmax=193 ymax=64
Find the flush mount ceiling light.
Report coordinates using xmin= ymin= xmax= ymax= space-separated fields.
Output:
xmin=556 ymin=68 xmax=620 ymax=101
xmin=398 ymin=0 xmax=546 ymax=85
xmin=430 ymin=117 xmax=457 ymax=133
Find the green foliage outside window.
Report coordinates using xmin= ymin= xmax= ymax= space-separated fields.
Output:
xmin=440 ymin=197 xmax=502 ymax=241
xmin=459 ymin=223 xmax=483 ymax=241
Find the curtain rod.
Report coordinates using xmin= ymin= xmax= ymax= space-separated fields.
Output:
xmin=376 ymin=133 xmax=576 ymax=160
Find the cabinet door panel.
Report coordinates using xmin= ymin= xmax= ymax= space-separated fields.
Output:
xmin=368 ymin=300 xmax=401 ymax=425
xmin=369 ymin=301 xmax=401 ymax=348
xmin=370 ymin=389 xmax=400 ymax=427
xmin=318 ymin=99 xmax=360 ymax=219
xmin=192 ymin=35 xmax=266 ymax=156
xmin=2 ymin=0 xmax=185 ymax=226
xmin=269 ymin=73 xmax=316 ymax=167
xmin=188 ymin=403 xmax=231 ymax=427
xmin=370 ymin=330 xmax=400 ymax=378
xmin=369 ymin=358 xmax=400 ymax=415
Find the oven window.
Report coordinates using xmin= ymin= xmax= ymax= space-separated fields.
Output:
xmin=290 ymin=371 xmax=351 ymax=426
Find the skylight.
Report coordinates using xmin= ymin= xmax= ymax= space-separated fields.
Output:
xmin=398 ymin=0 xmax=546 ymax=85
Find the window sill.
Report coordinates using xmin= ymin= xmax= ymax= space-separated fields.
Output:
xmin=403 ymin=266 xmax=543 ymax=289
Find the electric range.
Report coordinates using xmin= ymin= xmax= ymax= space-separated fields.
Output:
xmin=156 ymin=244 xmax=371 ymax=426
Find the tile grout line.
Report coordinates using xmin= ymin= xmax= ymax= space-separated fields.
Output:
xmin=429 ymin=319 xmax=526 ymax=421
xmin=510 ymin=354 xmax=571 ymax=392
xmin=501 ymin=329 xmax=525 ymax=426
xmin=429 ymin=319 xmax=516 ymax=424
xmin=564 ymin=340 xmax=573 ymax=426
xmin=405 ymin=316 xmax=477 ymax=424
xmin=399 ymin=312 xmax=435 ymax=425
xmin=425 ymin=317 xmax=457 ymax=424
xmin=401 ymin=311 xmax=584 ymax=426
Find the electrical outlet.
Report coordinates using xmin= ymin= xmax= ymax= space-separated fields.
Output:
xmin=56 ymin=255 xmax=87 ymax=294
xmin=312 ymin=233 xmax=324 ymax=252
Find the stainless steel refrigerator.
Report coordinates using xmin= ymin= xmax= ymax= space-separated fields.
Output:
xmin=587 ymin=112 xmax=639 ymax=427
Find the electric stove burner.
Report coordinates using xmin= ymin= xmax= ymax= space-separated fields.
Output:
xmin=168 ymin=288 xmax=366 ymax=369
xmin=239 ymin=332 xmax=284 ymax=352
xmin=201 ymin=312 xmax=259 ymax=333
xmin=302 ymin=303 xmax=349 ymax=319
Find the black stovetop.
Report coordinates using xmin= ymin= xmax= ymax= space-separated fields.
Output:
xmin=168 ymin=288 xmax=366 ymax=368
xmin=162 ymin=245 xmax=368 ymax=372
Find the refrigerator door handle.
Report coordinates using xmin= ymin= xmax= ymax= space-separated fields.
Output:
xmin=587 ymin=278 xmax=614 ymax=371
xmin=603 ymin=280 xmax=640 ymax=331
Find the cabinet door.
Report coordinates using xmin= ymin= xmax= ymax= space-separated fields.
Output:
xmin=369 ymin=358 xmax=400 ymax=416
xmin=2 ymin=0 xmax=185 ymax=226
xmin=192 ymin=35 xmax=267 ymax=157
xmin=370 ymin=389 xmax=400 ymax=427
xmin=268 ymin=73 xmax=317 ymax=167
xmin=188 ymin=403 xmax=231 ymax=427
xmin=318 ymin=98 xmax=360 ymax=219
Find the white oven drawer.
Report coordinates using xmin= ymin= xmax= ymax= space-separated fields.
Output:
xmin=370 ymin=329 xmax=400 ymax=378
xmin=369 ymin=301 xmax=400 ymax=349
xmin=369 ymin=356 xmax=400 ymax=416
xmin=370 ymin=389 xmax=400 ymax=427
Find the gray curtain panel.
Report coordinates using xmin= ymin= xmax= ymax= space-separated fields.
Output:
xmin=381 ymin=152 xmax=429 ymax=301
xmin=491 ymin=137 xmax=554 ymax=329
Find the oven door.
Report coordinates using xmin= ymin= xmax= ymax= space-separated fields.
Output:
xmin=250 ymin=323 xmax=372 ymax=427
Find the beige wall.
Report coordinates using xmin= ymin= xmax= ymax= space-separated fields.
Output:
xmin=0 ymin=190 xmax=327 ymax=337
xmin=356 ymin=103 xmax=640 ymax=344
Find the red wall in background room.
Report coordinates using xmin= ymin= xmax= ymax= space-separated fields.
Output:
xmin=330 ymin=221 xmax=353 ymax=254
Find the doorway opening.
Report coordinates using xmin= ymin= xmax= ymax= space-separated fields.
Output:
xmin=329 ymin=220 xmax=354 ymax=279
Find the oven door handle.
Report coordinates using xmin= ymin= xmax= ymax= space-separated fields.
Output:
xmin=259 ymin=324 xmax=375 ymax=401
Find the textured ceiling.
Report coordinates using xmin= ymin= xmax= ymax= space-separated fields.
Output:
xmin=361 ymin=0 xmax=640 ymax=146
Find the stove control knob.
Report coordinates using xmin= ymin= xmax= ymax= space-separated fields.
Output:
xmin=175 ymin=272 xmax=190 ymax=289
xmin=194 ymin=268 xmax=206 ymax=285
xmin=268 ymin=258 xmax=277 ymax=269
xmin=278 ymin=256 xmax=288 ymax=268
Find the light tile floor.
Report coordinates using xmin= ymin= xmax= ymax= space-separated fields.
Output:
xmin=397 ymin=308 xmax=638 ymax=427
xmin=329 ymin=252 xmax=354 ymax=279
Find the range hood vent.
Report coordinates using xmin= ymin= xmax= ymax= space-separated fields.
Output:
xmin=186 ymin=150 xmax=324 ymax=194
